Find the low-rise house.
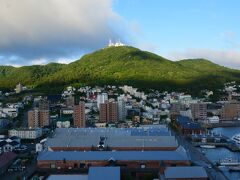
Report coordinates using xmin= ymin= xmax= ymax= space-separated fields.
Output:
xmin=56 ymin=121 xmax=70 ymax=128
xmin=0 ymin=107 xmax=18 ymax=118
xmin=0 ymin=137 xmax=21 ymax=153
xmin=208 ymin=116 xmax=220 ymax=124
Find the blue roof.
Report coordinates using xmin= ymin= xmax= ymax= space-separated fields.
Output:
xmin=47 ymin=175 xmax=88 ymax=180
xmin=164 ymin=166 xmax=208 ymax=178
xmin=88 ymin=167 xmax=120 ymax=180
xmin=38 ymin=147 xmax=189 ymax=161
xmin=177 ymin=116 xmax=202 ymax=129
xmin=177 ymin=116 xmax=191 ymax=123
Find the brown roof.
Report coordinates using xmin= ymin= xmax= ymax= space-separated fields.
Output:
xmin=0 ymin=152 xmax=17 ymax=169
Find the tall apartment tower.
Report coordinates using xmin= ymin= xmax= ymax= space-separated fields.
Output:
xmin=97 ymin=93 xmax=108 ymax=109
xmin=73 ymin=101 xmax=86 ymax=127
xmin=99 ymin=101 xmax=118 ymax=123
xmin=28 ymin=108 xmax=50 ymax=128
xmin=99 ymin=103 xmax=107 ymax=123
xmin=190 ymin=103 xmax=207 ymax=120
xmin=117 ymin=97 xmax=126 ymax=121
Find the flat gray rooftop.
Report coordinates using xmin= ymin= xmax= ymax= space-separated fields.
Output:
xmin=45 ymin=127 xmax=178 ymax=148
xmin=38 ymin=146 xmax=189 ymax=161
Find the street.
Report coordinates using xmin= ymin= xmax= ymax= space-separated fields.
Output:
xmin=176 ymin=134 xmax=229 ymax=180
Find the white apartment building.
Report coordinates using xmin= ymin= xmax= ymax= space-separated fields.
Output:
xmin=9 ymin=128 xmax=42 ymax=139
xmin=117 ymin=96 xmax=126 ymax=121
xmin=56 ymin=121 xmax=70 ymax=128
xmin=97 ymin=93 xmax=108 ymax=109
xmin=0 ymin=107 xmax=18 ymax=118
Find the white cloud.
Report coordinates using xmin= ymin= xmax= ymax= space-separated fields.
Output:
xmin=0 ymin=0 xmax=129 ymax=65
xmin=168 ymin=49 xmax=240 ymax=69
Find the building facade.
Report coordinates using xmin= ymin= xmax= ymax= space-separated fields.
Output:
xmin=38 ymin=99 xmax=49 ymax=110
xmin=73 ymin=101 xmax=86 ymax=127
xmin=66 ymin=95 xmax=75 ymax=107
xmin=99 ymin=101 xmax=118 ymax=123
xmin=97 ymin=93 xmax=108 ymax=109
xmin=117 ymin=97 xmax=126 ymax=121
xmin=220 ymin=102 xmax=240 ymax=121
xmin=28 ymin=108 xmax=50 ymax=128
xmin=8 ymin=128 xmax=42 ymax=139
xmin=15 ymin=83 xmax=23 ymax=94
xmin=190 ymin=103 xmax=207 ymax=121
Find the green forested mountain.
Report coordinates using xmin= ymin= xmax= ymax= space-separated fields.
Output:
xmin=0 ymin=46 xmax=240 ymax=93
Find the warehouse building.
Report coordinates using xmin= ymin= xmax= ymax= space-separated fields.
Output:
xmin=44 ymin=126 xmax=178 ymax=151
xmin=37 ymin=147 xmax=190 ymax=171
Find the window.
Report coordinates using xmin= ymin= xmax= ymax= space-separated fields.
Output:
xmin=50 ymin=163 xmax=56 ymax=169
xmin=140 ymin=164 xmax=146 ymax=169
xmin=79 ymin=163 xmax=85 ymax=168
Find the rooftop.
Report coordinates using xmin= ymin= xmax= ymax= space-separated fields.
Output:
xmin=45 ymin=127 xmax=178 ymax=148
xmin=47 ymin=175 xmax=88 ymax=180
xmin=0 ymin=152 xmax=17 ymax=169
xmin=164 ymin=166 xmax=208 ymax=179
xmin=88 ymin=167 xmax=120 ymax=180
xmin=38 ymin=146 xmax=189 ymax=161
xmin=177 ymin=116 xmax=202 ymax=129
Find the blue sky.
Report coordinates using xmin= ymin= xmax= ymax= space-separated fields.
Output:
xmin=0 ymin=0 xmax=240 ymax=68
xmin=114 ymin=0 xmax=240 ymax=59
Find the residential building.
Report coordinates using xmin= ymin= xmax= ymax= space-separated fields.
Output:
xmin=56 ymin=121 xmax=70 ymax=128
xmin=28 ymin=108 xmax=50 ymax=128
xmin=117 ymin=97 xmax=126 ymax=121
xmin=97 ymin=93 xmax=108 ymax=109
xmin=170 ymin=103 xmax=186 ymax=116
xmin=65 ymin=95 xmax=75 ymax=107
xmin=15 ymin=83 xmax=23 ymax=94
xmin=190 ymin=103 xmax=207 ymax=120
xmin=0 ymin=107 xmax=18 ymax=118
xmin=60 ymin=108 xmax=74 ymax=116
xmin=99 ymin=101 xmax=118 ymax=123
xmin=73 ymin=101 xmax=86 ymax=127
xmin=38 ymin=98 xmax=49 ymax=110
xmin=0 ymin=137 xmax=20 ymax=153
xmin=220 ymin=102 xmax=240 ymax=121
xmin=8 ymin=128 xmax=42 ymax=139
xmin=207 ymin=116 xmax=220 ymax=124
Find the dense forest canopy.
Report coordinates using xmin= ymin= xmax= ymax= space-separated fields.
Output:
xmin=0 ymin=46 xmax=239 ymax=94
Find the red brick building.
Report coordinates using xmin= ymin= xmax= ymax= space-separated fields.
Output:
xmin=73 ymin=101 xmax=85 ymax=127
xmin=99 ymin=101 xmax=118 ymax=123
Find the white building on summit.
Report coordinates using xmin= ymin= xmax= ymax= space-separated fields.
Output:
xmin=108 ymin=39 xmax=125 ymax=47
